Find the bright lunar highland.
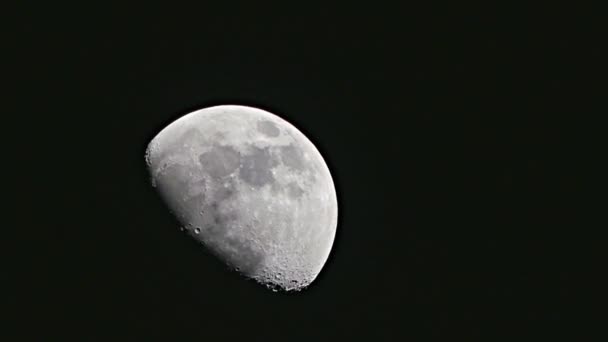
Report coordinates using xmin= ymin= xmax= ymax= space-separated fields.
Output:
xmin=145 ymin=105 xmax=338 ymax=291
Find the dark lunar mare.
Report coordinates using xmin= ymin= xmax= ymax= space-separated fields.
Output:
xmin=257 ymin=120 xmax=280 ymax=137
xmin=198 ymin=144 xmax=241 ymax=179
xmin=238 ymin=146 xmax=278 ymax=187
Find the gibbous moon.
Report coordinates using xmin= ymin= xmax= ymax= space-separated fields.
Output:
xmin=145 ymin=105 xmax=338 ymax=291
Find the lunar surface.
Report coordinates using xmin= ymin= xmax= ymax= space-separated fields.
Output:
xmin=145 ymin=105 xmax=338 ymax=291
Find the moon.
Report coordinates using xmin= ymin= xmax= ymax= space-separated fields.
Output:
xmin=145 ymin=105 xmax=338 ymax=291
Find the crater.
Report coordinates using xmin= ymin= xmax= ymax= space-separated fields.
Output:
xmin=198 ymin=145 xmax=241 ymax=178
xmin=239 ymin=146 xmax=278 ymax=187
xmin=257 ymin=120 xmax=280 ymax=137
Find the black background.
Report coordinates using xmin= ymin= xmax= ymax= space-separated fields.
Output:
xmin=7 ymin=3 xmax=602 ymax=340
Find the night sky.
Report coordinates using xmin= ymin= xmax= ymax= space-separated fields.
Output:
xmin=8 ymin=3 xmax=600 ymax=340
